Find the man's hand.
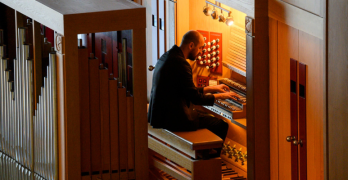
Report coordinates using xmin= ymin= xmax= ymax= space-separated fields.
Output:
xmin=213 ymin=91 xmax=238 ymax=100
xmin=214 ymin=84 xmax=230 ymax=93
xmin=203 ymin=84 xmax=230 ymax=94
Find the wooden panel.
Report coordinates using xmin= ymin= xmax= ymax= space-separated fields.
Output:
xmin=268 ymin=0 xmax=324 ymax=40
xmin=100 ymin=68 xmax=111 ymax=180
xmin=56 ymin=51 xmax=65 ymax=180
xmin=149 ymin=153 xmax=191 ymax=180
xmin=145 ymin=0 xmax=156 ymax=101
xmin=157 ymin=0 xmax=165 ymax=59
xmin=173 ymin=129 xmax=223 ymax=150
xmin=78 ymin=47 xmax=91 ymax=178
xmin=89 ymin=57 xmax=101 ymax=179
xmin=281 ymin=0 xmax=323 ymax=17
xmin=148 ymin=136 xmax=193 ymax=171
xmin=118 ymin=86 xmax=128 ymax=179
xmin=269 ymin=17 xmax=278 ymax=180
xmin=109 ymin=79 xmax=119 ymax=180
xmin=126 ymin=95 xmax=135 ymax=179
xmin=87 ymin=33 xmax=94 ymax=56
xmin=192 ymin=158 xmax=221 ymax=180
xmin=95 ymin=33 xmax=113 ymax=75
xmin=176 ymin=0 xmax=189 ymax=45
xmin=327 ymin=0 xmax=348 ymax=179
xmin=112 ymin=32 xmax=118 ymax=79
xmin=132 ymin=28 xmax=148 ymax=180
xmin=64 ymin=32 xmax=80 ymax=180
xmin=277 ymin=21 xmax=299 ymax=180
xmin=290 ymin=58 xmax=298 ymax=180
xmin=298 ymin=63 xmax=307 ymax=180
xmin=247 ymin=7 xmax=270 ymax=177
xmin=148 ymin=123 xmax=196 ymax=158
xmin=298 ymin=31 xmax=323 ymax=180
xmin=64 ymin=8 xmax=146 ymax=35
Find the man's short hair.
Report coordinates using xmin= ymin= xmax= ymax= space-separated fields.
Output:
xmin=181 ymin=31 xmax=201 ymax=46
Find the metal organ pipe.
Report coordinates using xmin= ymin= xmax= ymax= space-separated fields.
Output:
xmin=0 ymin=27 xmax=58 ymax=179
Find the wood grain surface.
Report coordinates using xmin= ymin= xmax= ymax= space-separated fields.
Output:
xmin=78 ymin=47 xmax=91 ymax=178
xmin=327 ymin=0 xmax=348 ymax=179
xmin=277 ymin=21 xmax=299 ymax=180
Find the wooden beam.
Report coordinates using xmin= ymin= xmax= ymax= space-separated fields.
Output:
xmin=132 ymin=28 xmax=148 ymax=180
xmin=268 ymin=0 xmax=324 ymax=40
xmin=0 ymin=0 xmax=64 ymax=34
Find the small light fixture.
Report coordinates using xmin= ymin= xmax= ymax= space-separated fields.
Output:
xmin=203 ymin=3 xmax=212 ymax=16
xmin=218 ymin=10 xmax=226 ymax=23
xmin=225 ymin=12 xmax=234 ymax=26
xmin=211 ymin=7 xmax=219 ymax=20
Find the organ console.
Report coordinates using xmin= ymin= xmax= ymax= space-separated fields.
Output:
xmin=148 ymin=0 xmax=251 ymax=178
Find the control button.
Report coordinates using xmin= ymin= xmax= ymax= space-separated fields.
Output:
xmin=207 ymin=60 xmax=211 ymax=63
xmin=207 ymin=42 xmax=211 ymax=46
xmin=204 ymin=37 xmax=207 ymax=40
xmin=207 ymin=54 xmax=211 ymax=58
xmin=202 ymin=55 xmax=206 ymax=58
xmin=208 ymin=48 xmax=211 ymax=52
xmin=216 ymin=57 xmax=220 ymax=60
xmin=198 ymin=56 xmax=201 ymax=60
xmin=212 ymin=40 xmax=216 ymax=44
xmin=212 ymin=52 xmax=216 ymax=56
xmin=203 ymin=49 xmax=206 ymax=53
xmin=200 ymin=61 xmax=203 ymax=65
xmin=216 ymin=39 xmax=220 ymax=42
xmin=216 ymin=50 xmax=220 ymax=55
xmin=204 ymin=43 xmax=206 ymax=47
xmin=212 ymin=57 xmax=216 ymax=62
xmin=216 ymin=45 xmax=220 ymax=49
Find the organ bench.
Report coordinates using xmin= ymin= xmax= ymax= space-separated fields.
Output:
xmin=148 ymin=123 xmax=223 ymax=180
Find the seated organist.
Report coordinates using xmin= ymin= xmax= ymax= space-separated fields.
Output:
xmin=148 ymin=30 xmax=237 ymax=155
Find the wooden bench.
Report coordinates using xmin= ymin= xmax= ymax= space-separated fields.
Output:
xmin=148 ymin=123 xmax=223 ymax=180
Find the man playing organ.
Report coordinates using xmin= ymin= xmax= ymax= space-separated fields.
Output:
xmin=148 ymin=30 xmax=236 ymax=156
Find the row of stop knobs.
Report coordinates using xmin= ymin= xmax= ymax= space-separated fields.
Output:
xmin=199 ymin=37 xmax=220 ymax=69
xmin=198 ymin=53 xmax=220 ymax=68
xmin=203 ymin=37 xmax=220 ymax=45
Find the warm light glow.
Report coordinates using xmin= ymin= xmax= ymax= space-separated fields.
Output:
xmin=226 ymin=16 xmax=234 ymax=26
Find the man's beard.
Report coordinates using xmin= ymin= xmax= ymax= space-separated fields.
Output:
xmin=187 ymin=50 xmax=198 ymax=61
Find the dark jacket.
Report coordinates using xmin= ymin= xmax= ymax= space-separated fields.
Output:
xmin=148 ymin=45 xmax=215 ymax=131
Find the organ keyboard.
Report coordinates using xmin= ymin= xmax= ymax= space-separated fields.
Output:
xmin=203 ymin=78 xmax=247 ymax=124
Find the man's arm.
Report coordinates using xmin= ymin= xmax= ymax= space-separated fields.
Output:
xmin=203 ymin=84 xmax=230 ymax=94
xmin=204 ymin=84 xmax=239 ymax=100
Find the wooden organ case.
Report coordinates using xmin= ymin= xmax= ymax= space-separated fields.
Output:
xmin=146 ymin=0 xmax=269 ymax=179
xmin=0 ymin=0 xmax=148 ymax=180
